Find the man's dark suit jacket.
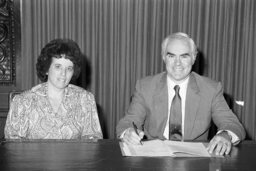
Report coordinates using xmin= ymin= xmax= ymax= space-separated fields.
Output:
xmin=116 ymin=72 xmax=246 ymax=141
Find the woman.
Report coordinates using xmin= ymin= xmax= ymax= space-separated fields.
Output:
xmin=4 ymin=39 xmax=103 ymax=139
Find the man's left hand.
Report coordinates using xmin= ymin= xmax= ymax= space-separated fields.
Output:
xmin=207 ymin=131 xmax=232 ymax=156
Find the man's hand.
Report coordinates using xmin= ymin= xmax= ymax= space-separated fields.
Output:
xmin=122 ymin=127 xmax=144 ymax=145
xmin=207 ymin=131 xmax=232 ymax=156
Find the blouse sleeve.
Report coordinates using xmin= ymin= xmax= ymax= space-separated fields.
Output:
xmin=4 ymin=95 xmax=29 ymax=139
xmin=80 ymin=92 xmax=103 ymax=139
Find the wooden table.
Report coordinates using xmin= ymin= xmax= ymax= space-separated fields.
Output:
xmin=0 ymin=139 xmax=255 ymax=170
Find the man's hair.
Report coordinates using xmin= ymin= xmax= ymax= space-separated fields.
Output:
xmin=161 ymin=32 xmax=198 ymax=57
xmin=36 ymin=38 xmax=82 ymax=82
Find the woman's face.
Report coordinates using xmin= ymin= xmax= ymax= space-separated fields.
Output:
xmin=47 ymin=57 xmax=74 ymax=90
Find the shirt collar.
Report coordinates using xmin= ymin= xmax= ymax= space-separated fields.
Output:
xmin=167 ymin=74 xmax=190 ymax=90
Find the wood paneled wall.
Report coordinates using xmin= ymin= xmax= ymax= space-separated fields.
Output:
xmin=0 ymin=0 xmax=21 ymax=139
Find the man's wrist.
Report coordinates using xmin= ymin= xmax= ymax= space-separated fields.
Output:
xmin=219 ymin=130 xmax=232 ymax=141
xmin=119 ymin=128 xmax=130 ymax=139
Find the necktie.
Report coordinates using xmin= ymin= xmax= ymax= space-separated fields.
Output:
xmin=169 ymin=85 xmax=182 ymax=141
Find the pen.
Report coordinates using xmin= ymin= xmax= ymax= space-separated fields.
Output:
xmin=132 ymin=122 xmax=143 ymax=145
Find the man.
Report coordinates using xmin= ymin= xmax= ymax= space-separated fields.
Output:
xmin=116 ymin=32 xmax=246 ymax=156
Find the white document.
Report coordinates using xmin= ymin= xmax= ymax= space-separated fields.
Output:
xmin=120 ymin=139 xmax=211 ymax=157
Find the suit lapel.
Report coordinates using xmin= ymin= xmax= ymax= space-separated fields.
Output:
xmin=152 ymin=73 xmax=168 ymax=139
xmin=184 ymin=73 xmax=200 ymax=140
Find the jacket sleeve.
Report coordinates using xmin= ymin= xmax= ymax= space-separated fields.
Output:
xmin=116 ymin=80 xmax=147 ymax=137
xmin=211 ymin=82 xmax=246 ymax=141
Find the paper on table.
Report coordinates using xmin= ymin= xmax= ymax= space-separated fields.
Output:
xmin=164 ymin=140 xmax=211 ymax=157
xmin=120 ymin=139 xmax=211 ymax=157
xmin=120 ymin=139 xmax=171 ymax=156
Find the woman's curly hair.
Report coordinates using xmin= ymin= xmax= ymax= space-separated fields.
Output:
xmin=36 ymin=38 xmax=82 ymax=82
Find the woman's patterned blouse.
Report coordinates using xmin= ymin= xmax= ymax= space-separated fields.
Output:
xmin=4 ymin=83 xmax=103 ymax=139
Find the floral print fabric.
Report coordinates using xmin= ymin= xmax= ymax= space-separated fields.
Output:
xmin=4 ymin=83 xmax=103 ymax=139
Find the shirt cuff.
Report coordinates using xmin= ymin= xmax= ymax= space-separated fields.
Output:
xmin=217 ymin=130 xmax=240 ymax=145
xmin=119 ymin=128 xmax=129 ymax=139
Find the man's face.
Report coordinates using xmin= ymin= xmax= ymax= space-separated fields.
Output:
xmin=162 ymin=39 xmax=196 ymax=83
